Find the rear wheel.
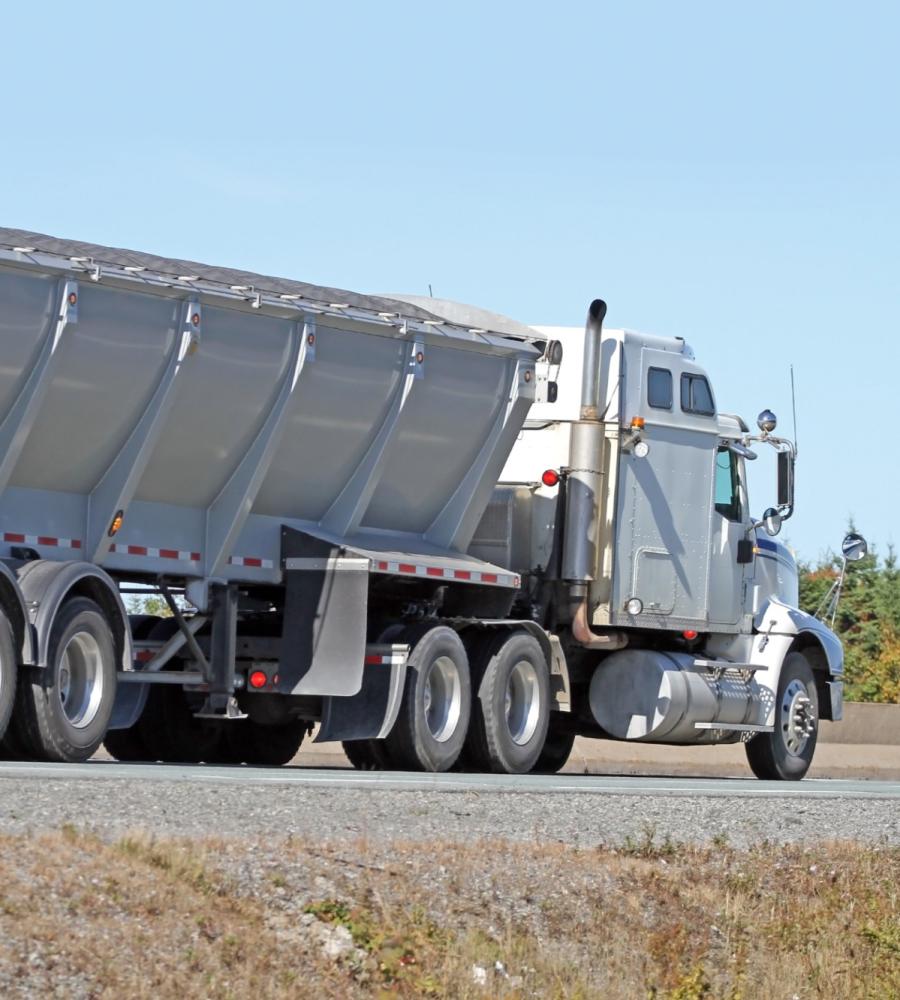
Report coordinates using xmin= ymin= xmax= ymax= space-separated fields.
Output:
xmin=385 ymin=625 xmax=470 ymax=772
xmin=342 ymin=738 xmax=394 ymax=771
xmin=14 ymin=597 xmax=117 ymax=762
xmin=225 ymin=719 xmax=306 ymax=766
xmin=746 ymin=651 xmax=818 ymax=781
xmin=466 ymin=631 xmax=550 ymax=774
xmin=0 ymin=612 xmax=17 ymax=749
xmin=531 ymin=718 xmax=575 ymax=774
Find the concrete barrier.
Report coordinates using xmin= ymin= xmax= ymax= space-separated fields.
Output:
xmin=820 ymin=702 xmax=900 ymax=745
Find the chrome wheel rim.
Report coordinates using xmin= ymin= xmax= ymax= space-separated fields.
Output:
xmin=506 ymin=659 xmax=540 ymax=746
xmin=57 ymin=632 xmax=105 ymax=729
xmin=422 ymin=655 xmax=462 ymax=743
xmin=781 ymin=678 xmax=815 ymax=756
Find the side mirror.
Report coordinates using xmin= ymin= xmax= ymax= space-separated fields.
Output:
xmin=757 ymin=409 xmax=777 ymax=433
xmin=841 ymin=532 xmax=868 ymax=562
xmin=777 ymin=451 xmax=794 ymax=508
xmin=763 ymin=507 xmax=782 ymax=536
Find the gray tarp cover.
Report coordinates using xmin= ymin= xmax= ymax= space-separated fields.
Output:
xmin=0 ymin=227 xmax=538 ymax=340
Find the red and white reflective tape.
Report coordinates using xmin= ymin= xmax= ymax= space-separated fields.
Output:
xmin=3 ymin=532 xmax=82 ymax=550
xmin=110 ymin=543 xmax=201 ymax=562
xmin=373 ymin=559 xmax=519 ymax=589
xmin=228 ymin=555 xmax=275 ymax=570
xmin=364 ymin=651 xmax=408 ymax=667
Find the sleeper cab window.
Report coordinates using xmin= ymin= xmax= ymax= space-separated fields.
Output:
xmin=681 ymin=373 xmax=715 ymax=415
xmin=647 ymin=367 xmax=673 ymax=409
xmin=714 ymin=448 xmax=742 ymax=521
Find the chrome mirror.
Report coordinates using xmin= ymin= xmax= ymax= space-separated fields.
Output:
xmin=841 ymin=532 xmax=867 ymax=562
xmin=763 ymin=507 xmax=782 ymax=536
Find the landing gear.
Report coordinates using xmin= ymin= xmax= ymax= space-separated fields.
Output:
xmin=746 ymin=651 xmax=818 ymax=781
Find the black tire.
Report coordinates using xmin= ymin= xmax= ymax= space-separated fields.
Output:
xmin=225 ymin=719 xmax=306 ymax=766
xmin=13 ymin=597 xmax=117 ymax=762
xmin=103 ymin=725 xmax=151 ymax=762
xmin=746 ymin=651 xmax=818 ymax=781
xmin=385 ymin=625 xmax=471 ymax=772
xmin=466 ymin=631 xmax=550 ymax=774
xmin=342 ymin=738 xmax=394 ymax=771
xmin=0 ymin=613 xmax=17 ymax=749
xmin=531 ymin=718 xmax=576 ymax=774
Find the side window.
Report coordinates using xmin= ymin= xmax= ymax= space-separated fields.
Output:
xmin=647 ymin=367 xmax=672 ymax=409
xmin=681 ymin=373 xmax=715 ymax=415
xmin=714 ymin=447 xmax=742 ymax=521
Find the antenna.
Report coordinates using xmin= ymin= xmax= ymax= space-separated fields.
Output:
xmin=790 ymin=365 xmax=799 ymax=453
xmin=428 ymin=283 xmax=434 ymax=298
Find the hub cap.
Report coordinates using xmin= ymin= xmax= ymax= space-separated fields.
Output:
xmin=57 ymin=632 xmax=105 ymax=729
xmin=422 ymin=655 xmax=461 ymax=743
xmin=506 ymin=659 xmax=540 ymax=746
xmin=781 ymin=678 xmax=815 ymax=756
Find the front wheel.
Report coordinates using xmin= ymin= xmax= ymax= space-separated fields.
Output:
xmin=745 ymin=651 xmax=818 ymax=781
xmin=14 ymin=597 xmax=117 ymax=762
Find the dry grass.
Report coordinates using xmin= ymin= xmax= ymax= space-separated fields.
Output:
xmin=0 ymin=825 xmax=896 ymax=998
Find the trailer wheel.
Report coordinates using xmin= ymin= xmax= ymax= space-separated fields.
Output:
xmin=225 ymin=719 xmax=306 ymax=766
xmin=342 ymin=738 xmax=394 ymax=771
xmin=0 ymin=612 xmax=16 ymax=749
xmin=466 ymin=631 xmax=550 ymax=774
xmin=746 ymin=652 xmax=818 ymax=781
xmin=385 ymin=625 xmax=471 ymax=772
xmin=531 ymin=718 xmax=575 ymax=774
xmin=15 ymin=597 xmax=117 ymax=762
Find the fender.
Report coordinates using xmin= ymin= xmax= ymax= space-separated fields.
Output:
xmin=15 ymin=560 xmax=132 ymax=671
xmin=0 ymin=560 xmax=33 ymax=663
xmin=754 ymin=597 xmax=843 ymax=677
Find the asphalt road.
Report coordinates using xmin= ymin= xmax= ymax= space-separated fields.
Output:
xmin=2 ymin=759 xmax=898 ymax=799
xmin=1 ymin=760 xmax=898 ymax=846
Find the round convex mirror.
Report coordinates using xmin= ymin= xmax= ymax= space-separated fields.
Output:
xmin=763 ymin=507 xmax=782 ymax=536
xmin=841 ymin=532 xmax=868 ymax=562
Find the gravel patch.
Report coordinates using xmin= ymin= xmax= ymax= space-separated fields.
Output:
xmin=0 ymin=776 xmax=897 ymax=847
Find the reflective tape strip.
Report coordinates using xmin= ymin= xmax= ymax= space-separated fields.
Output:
xmin=229 ymin=556 xmax=275 ymax=570
xmin=3 ymin=532 xmax=82 ymax=549
xmin=110 ymin=544 xmax=201 ymax=562
xmin=283 ymin=557 xmax=370 ymax=572
xmin=372 ymin=559 xmax=519 ymax=588
xmin=363 ymin=652 xmax=407 ymax=666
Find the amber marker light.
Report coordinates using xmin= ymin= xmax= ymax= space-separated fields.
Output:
xmin=631 ymin=416 xmax=645 ymax=429
xmin=108 ymin=510 xmax=124 ymax=537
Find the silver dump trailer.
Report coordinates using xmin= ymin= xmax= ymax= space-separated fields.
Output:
xmin=0 ymin=229 xmax=853 ymax=778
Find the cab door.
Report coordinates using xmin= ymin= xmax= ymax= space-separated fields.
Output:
xmin=708 ymin=446 xmax=752 ymax=625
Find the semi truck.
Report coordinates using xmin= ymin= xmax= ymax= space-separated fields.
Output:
xmin=0 ymin=228 xmax=856 ymax=780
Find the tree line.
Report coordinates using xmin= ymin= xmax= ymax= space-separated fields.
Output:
xmin=799 ymin=541 xmax=900 ymax=703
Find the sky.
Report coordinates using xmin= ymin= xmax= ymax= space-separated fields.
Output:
xmin=1 ymin=1 xmax=896 ymax=562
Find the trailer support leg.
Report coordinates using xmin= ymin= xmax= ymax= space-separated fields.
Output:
xmin=196 ymin=583 xmax=243 ymax=719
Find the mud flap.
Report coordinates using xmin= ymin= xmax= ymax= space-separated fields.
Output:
xmin=316 ymin=645 xmax=409 ymax=742
xmin=279 ymin=528 xmax=369 ymax=697
xmin=107 ymin=680 xmax=149 ymax=730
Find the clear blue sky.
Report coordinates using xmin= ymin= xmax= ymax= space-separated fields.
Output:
xmin=1 ymin=1 xmax=896 ymax=561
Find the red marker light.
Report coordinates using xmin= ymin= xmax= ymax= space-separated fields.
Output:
xmin=249 ymin=670 xmax=268 ymax=689
xmin=682 ymin=629 xmax=698 ymax=641
xmin=541 ymin=469 xmax=560 ymax=487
